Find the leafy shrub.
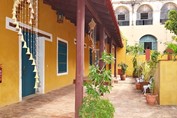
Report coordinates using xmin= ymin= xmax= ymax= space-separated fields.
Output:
xmin=79 ymin=95 xmax=115 ymax=118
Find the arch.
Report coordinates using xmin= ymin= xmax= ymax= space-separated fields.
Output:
xmin=160 ymin=2 xmax=177 ymax=24
xmin=137 ymin=4 xmax=153 ymax=20
xmin=136 ymin=4 xmax=153 ymax=25
xmin=115 ymin=6 xmax=130 ymax=26
xmin=139 ymin=35 xmax=157 ymax=51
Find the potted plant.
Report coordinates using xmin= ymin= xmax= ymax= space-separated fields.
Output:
xmin=118 ymin=62 xmax=128 ymax=80
xmin=145 ymin=77 xmax=158 ymax=105
xmin=139 ymin=62 xmax=151 ymax=91
xmin=145 ymin=51 xmax=160 ymax=105
xmin=163 ymin=43 xmax=177 ymax=60
xmin=127 ymin=44 xmax=144 ymax=78
xmin=79 ymin=51 xmax=115 ymax=118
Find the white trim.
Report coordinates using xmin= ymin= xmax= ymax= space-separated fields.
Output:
xmin=19 ymin=36 xmax=46 ymax=99
xmin=19 ymin=36 xmax=22 ymax=101
xmin=57 ymin=37 xmax=68 ymax=76
xmin=6 ymin=17 xmax=53 ymax=42
xmin=38 ymin=37 xmax=45 ymax=94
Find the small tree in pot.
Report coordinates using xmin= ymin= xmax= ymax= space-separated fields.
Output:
xmin=145 ymin=51 xmax=160 ymax=105
xmin=146 ymin=77 xmax=158 ymax=105
xmin=79 ymin=51 xmax=115 ymax=118
xmin=118 ymin=62 xmax=128 ymax=80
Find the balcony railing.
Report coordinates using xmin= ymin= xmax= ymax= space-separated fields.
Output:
xmin=136 ymin=19 xmax=153 ymax=25
xmin=118 ymin=20 xmax=129 ymax=26
xmin=160 ymin=19 xmax=168 ymax=24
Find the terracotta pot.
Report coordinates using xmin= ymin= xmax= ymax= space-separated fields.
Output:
xmin=165 ymin=48 xmax=174 ymax=60
xmin=146 ymin=94 xmax=158 ymax=105
xmin=136 ymin=83 xmax=141 ymax=90
xmin=120 ymin=74 xmax=126 ymax=80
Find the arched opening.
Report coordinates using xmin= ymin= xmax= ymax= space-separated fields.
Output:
xmin=160 ymin=2 xmax=177 ymax=24
xmin=136 ymin=4 xmax=153 ymax=25
xmin=139 ymin=35 xmax=157 ymax=53
xmin=115 ymin=6 xmax=130 ymax=26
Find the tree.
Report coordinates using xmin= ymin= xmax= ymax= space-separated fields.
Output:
xmin=165 ymin=10 xmax=177 ymax=41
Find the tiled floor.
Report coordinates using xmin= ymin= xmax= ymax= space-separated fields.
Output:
xmin=0 ymin=77 xmax=177 ymax=118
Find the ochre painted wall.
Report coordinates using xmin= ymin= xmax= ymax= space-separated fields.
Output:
xmin=38 ymin=1 xmax=92 ymax=93
xmin=155 ymin=61 xmax=177 ymax=105
xmin=0 ymin=0 xmax=92 ymax=107
xmin=125 ymin=55 xmax=145 ymax=76
xmin=0 ymin=0 xmax=20 ymax=107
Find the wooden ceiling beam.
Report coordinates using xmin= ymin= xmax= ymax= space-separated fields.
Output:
xmin=85 ymin=0 xmax=111 ymax=38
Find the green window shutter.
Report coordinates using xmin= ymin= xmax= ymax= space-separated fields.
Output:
xmin=58 ymin=41 xmax=67 ymax=73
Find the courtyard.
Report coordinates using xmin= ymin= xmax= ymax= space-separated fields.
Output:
xmin=0 ymin=77 xmax=176 ymax=118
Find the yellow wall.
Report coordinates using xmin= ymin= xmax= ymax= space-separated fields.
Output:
xmin=116 ymin=38 xmax=169 ymax=77
xmin=125 ymin=55 xmax=146 ymax=76
xmin=0 ymin=0 xmax=20 ymax=107
xmin=155 ymin=61 xmax=177 ymax=105
xmin=39 ymin=1 xmax=92 ymax=93
xmin=0 ymin=0 xmax=92 ymax=107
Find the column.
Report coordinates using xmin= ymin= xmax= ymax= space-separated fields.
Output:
xmin=75 ymin=0 xmax=85 ymax=117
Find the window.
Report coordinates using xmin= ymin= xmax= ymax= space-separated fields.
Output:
xmin=116 ymin=6 xmax=130 ymax=26
xmin=141 ymin=13 xmax=148 ymax=19
xmin=57 ymin=39 xmax=68 ymax=75
xmin=118 ymin=14 xmax=125 ymax=20
xmin=139 ymin=35 xmax=157 ymax=53
xmin=136 ymin=5 xmax=153 ymax=25
xmin=160 ymin=3 xmax=177 ymax=24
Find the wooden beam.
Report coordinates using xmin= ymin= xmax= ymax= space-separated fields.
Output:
xmin=85 ymin=0 xmax=111 ymax=38
xmin=75 ymin=0 xmax=85 ymax=117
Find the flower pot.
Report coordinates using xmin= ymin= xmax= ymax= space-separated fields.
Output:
xmin=120 ymin=74 xmax=126 ymax=80
xmin=136 ymin=82 xmax=141 ymax=90
xmin=146 ymin=94 xmax=158 ymax=105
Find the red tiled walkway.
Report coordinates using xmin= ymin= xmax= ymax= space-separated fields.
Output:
xmin=0 ymin=77 xmax=177 ymax=118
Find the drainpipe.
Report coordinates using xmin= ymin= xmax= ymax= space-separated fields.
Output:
xmin=75 ymin=0 xmax=85 ymax=117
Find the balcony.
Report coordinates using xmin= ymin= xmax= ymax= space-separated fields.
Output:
xmin=136 ymin=19 xmax=153 ymax=25
xmin=118 ymin=20 xmax=129 ymax=26
xmin=160 ymin=19 xmax=168 ymax=24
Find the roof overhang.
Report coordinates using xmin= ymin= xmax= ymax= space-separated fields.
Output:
xmin=43 ymin=0 xmax=123 ymax=47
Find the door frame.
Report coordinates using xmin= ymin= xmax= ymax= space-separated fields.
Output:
xmin=19 ymin=37 xmax=46 ymax=100
xmin=5 ymin=17 xmax=52 ymax=101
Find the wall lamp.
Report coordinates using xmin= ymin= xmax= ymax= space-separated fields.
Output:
xmin=57 ymin=11 xmax=64 ymax=23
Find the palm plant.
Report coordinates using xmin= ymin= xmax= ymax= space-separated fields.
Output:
xmin=118 ymin=62 xmax=128 ymax=75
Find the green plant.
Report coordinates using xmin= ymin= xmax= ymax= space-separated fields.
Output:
xmin=145 ymin=51 xmax=160 ymax=82
xmin=149 ymin=77 xmax=155 ymax=94
xmin=163 ymin=43 xmax=177 ymax=60
xmin=164 ymin=10 xmax=177 ymax=60
xmin=128 ymin=44 xmax=144 ymax=77
xmin=79 ymin=51 xmax=115 ymax=118
xmin=141 ymin=62 xmax=151 ymax=82
xmin=165 ymin=10 xmax=177 ymax=35
xmin=118 ymin=62 xmax=128 ymax=74
xmin=79 ymin=95 xmax=115 ymax=118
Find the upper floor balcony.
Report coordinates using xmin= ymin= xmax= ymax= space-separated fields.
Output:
xmin=118 ymin=20 xmax=129 ymax=26
xmin=136 ymin=19 xmax=153 ymax=25
xmin=160 ymin=19 xmax=168 ymax=24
